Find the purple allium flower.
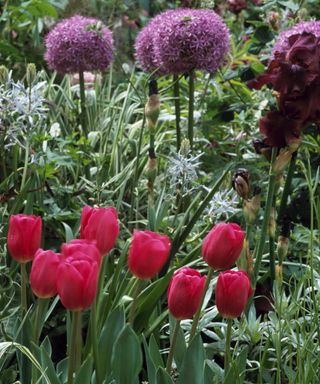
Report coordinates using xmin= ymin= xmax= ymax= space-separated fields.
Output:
xmin=135 ymin=8 xmax=230 ymax=75
xmin=273 ymin=21 xmax=320 ymax=56
xmin=45 ymin=15 xmax=114 ymax=74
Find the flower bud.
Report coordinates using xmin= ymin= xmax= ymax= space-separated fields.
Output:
xmin=26 ymin=63 xmax=37 ymax=86
xmin=7 ymin=214 xmax=42 ymax=263
xmin=215 ymin=270 xmax=253 ymax=318
xmin=0 ymin=65 xmax=9 ymax=84
xmin=268 ymin=207 xmax=276 ymax=238
xmin=243 ymin=193 xmax=261 ymax=224
xmin=272 ymin=148 xmax=292 ymax=175
xmin=202 ymin=223 xmax=245 ymax=270
xmin=232 ymin=168 xmax=250 ymax=200
xmin=168 ymin=267 xmax=206 ymax=320
xmin=80 ymin=206 xmax=119 ymax=257
xmin=275 ymin=264 xmax=283 ymax=284
xmin=61 ymin=239 xmax=101 ymax=266
xmin=276 ymin=236 xmax=289 ymax=261
xmin=128 ymin=230 xmax=171 ymax=279
xmin=30 ymin=249 xmax=61 ymax=298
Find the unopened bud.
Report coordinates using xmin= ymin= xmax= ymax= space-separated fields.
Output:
xmin=232 ymin=168 xmax=250 ymax=200
xmin=146 ymin=158 xmax=157 ymax=183
xmin=180 ymin=139 xmax=191 ymax=157
xmin=267 ymin=11 xmax=280 ymax=31
xmin=26 ymin=63 xmax=37 ymax=86
xmin=277 ymin=235 xmax=289 ymax=261
xmin=268 ymin=207 xmax=276 ymax=238
xmin=272 ymin=148 xmax=292 ymax=175
xmin=253 ymin=139 xmax=272 ymax=162
xmin=243 ymin=193 xmax=261 ymax=224
xmin=0 ymin=65 xmax=9 ymax=84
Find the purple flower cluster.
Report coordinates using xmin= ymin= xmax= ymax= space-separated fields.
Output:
xmin=45 ymin=15 xmax=114 ymax=74
xmin=135 ymin=8 xmax=230 ymax=75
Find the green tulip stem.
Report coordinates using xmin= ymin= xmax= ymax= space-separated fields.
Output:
xmin=253 ymin=147 xmax=277 ymax=286
xmin=79 ymin=71 xmax=88 ymax=138
xmin=91 ymin=302 xmax=103 ymax=384
xmin=173 ymin=74 xmax=181 ymax=151
xmin=166 ymin=319 xmax=181 ymax=373
xmin=188 ymin=71 xmax=195 ymax=151
xmin=128 ymin=278 xmax=143 ymax=326
xmin=68 ymin=310 xmax=82 ymax=384
xmin=224 ymin=318 xmax=233 ymax=380
xmin=33 ymin=298 xmax=47 ymax=343
xmin=20 ymin=263 xmax=28 ymax=313
xmin=189 ymin=267 xmax=214 ymax=342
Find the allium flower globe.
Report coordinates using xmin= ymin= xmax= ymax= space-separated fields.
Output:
xmin=45 ymin=15 xmax=114 ymax=74
xmin=135 ymin=8 xmax=230 ymax=75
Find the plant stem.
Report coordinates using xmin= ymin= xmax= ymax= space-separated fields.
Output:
xmin=68 ymin=311 xmax=82 ymax=384
xmin=277 ymin=152 xmax=296 ymax=223
xmin=173 ymin=75 xmax=181 ymax=151
xmin=253 ymin=148 xmax=277 ymax=286
xmin=188 ymin=71 xmax=195 ymax=151
xmin=91 ymin=303 xmax=102 ymax=384
xmin=189 ymin=268 xmax=214 ymax=342
xmin=166 ymin=319 xmax=181 ymax=373
xmin=33 ymin=298 xmax=46 ymax=343
xmin=128 ymin=278 xmax=143 ymax=326
xmin=79 ymin=71 xmax=87 ymax=138
xmin=224 ymin=318 xmax=233 ymax=381
xmin=21 ymin=263 xmax=28 ymax=313
xmin=20 ymin=140 xmax=30 ymax=192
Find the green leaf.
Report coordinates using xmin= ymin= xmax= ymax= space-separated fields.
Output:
xmin=111 ymin=325 xmax=142 ymax=384
xmin=75 ymin=355 xmax=93 ymax=384
xmin=173 ymin=322 xmax=186 ymax=371
xmin=224 ymin=346 xmax=248 ymax=383
xmin=99 ymin=306 xmax=125 ymax=380
xmin=62 ymin=222 xmax=74 ymax=242
xmin=149 ymin=334 xmax=164 ymax=368
xmin=143 ymin=336 xmax=157 ymax=384
xmin=156 ymin=367 xmax=174 ymax=384
xmin=179 ymin=334 xmax=205 ymax=384
xmin=204 ymin=360 xmax=223 ymax=384
xmin=39 ymin=339 xmax=60 ymax=384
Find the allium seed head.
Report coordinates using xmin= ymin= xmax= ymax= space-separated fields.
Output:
xmin=135 ymin=8 xmax=230 ymax=75
xmin=45 ymin=15 xmax=114 ymax=74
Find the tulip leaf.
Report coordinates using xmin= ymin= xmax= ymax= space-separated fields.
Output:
xmin=143 ymin=336 xmax=157 ymax=384
xmin=75 ymin=355 xmax=93 ymax=384
xmin=134 ymin=272 xmax=173 ymax=332
xmin=204 ymin=360 xmax=223 ymax=384
xmin=224 ymin=345 xmax=248 ymax=384
xmin=149 ymin=334 xmax=164 ymax=368
xmin=62 ymin=222 xmax=74 ymax=242
xmin=56 ymin=357 xmax=68 ymax=383
xmin=178 ymin=334 xmax=205 ymax=384
xmin=173 ymin=322 xmax=186 ymax=371
xmin=142 ymin=334 xmax=165 ymax=384
xmin=156 ymin=367 xmax=174 ymax=384
xmin=99 ymin=306 xmax=125 ymax=380
xmin=111 ymin=324 xmax=142 ymax=384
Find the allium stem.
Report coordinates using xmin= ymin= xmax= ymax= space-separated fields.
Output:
xmin=68 ymin=310 xmax=82 ymax=384
xmin=79 ymin=71 xmax=88 ymax=138
xmin=189 ymin=267 xmax=214 ymax=342
xmin=224 ymin=318 xmax=233 ymax=380
xmin=173 ymin=75 xmax=181 ymax=151
xmin=253 ymin=148 xmax=277 ymax=286
xmin=188 ymin=71 xmax=195 ymax=151
xmin=166 ymin=319 xmax=181 ymax=373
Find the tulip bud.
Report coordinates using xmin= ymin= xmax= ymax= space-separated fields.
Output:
xmin=0 ymin=65 xmax=9 ymax=84
xmin=26 ymin=63 xmax=37 ymax=86
xmin=243 ymin=191 xmax=261 ymax=225
xmin=80 ymin=206 xmax=119 ymax=257
xmin=7 ymin=214 xmax=42 ymax=263
xmin=57 ymin=240 xmax=101 ymax=310
xmin=202 ymin=223 xmax=245 ymax=270
xmin=232 ymin=168 xmax=250 ymax=200
xmin=30 ymin=249 xmax=61 ymax=298
xmin=128 ymin=230 xmax=171 ymax=279
xmin=215 ymin=270 xmax=253 ymax=318
xmin=168 ymin=267 xmax=206 ymax=320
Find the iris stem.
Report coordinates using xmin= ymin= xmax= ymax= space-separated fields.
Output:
xmin=166 ymin=319 xmax=181 ymax=373
xmin=189 ymin=268 xmax=214 ymax=342
xmin=173 ymin=75 xmax=181 ymax=151
xmin=224 ymin=318 xmax=233 ymax=381
xmin=188 ymin=71 xmax=195 ymax=151
xmin=128 ymin=278 xmax=143 ymax=326
xmin=67 ymin=310 xmax=82 ymax=384
xmin=278 ymin=152 xmax=297 ymax=223
xmin=253 ymin=148 xmax=277 ymax=286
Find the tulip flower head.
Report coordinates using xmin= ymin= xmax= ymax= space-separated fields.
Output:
xmin=168 ymin=267 xmax=206 ymax=320
xmin=57 ymin=239 xmax=101 ymax=310
xmin=7 ymin=214 xmax=42 ymax=263
xmin=128 ymin=230 xmax=171 ymax=279
xmin=202 ymin=222 xmax=245 ymax=270
xmin=215 ymin=270 xmax=253 ymax=318
xmin=80 ymin=205 xmax=119 ymax=257
xmin=30 ymin=249 xmax=61 ymax=298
